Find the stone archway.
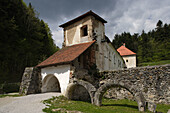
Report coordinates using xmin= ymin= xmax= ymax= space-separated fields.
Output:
xmin=41 ymin=74 xmax=61 ymax=93
xmin=65 ymin=80 xmax=96 ymax=103
xmin=94 ymin=80 xmax=146 ymax=111
xmin=65 ymin=83 xmax=91 ymax=102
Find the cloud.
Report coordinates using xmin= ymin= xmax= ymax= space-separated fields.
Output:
xmin=23 ymin=0 xmax=170 ymax=47
xmin=52 ymin=29 xmax=63 ymax=48
xmin=105 ymin=0 xmax=170 ymax=41
xmin=43 ymin=19 xmax=63 ymax=47
xmin=24 ymin=0 xmax=117 ymax=22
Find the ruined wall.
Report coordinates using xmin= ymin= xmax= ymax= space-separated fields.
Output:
xmin=19 ymin=67 xmax=41 ymax=95
xmin=95 ymin=42 xmax=125 ymax=71
xmin=104 ymin=87 xmax=134 ymax=100
xmin=92 ymin=18 xmax=125 ymax=71
xmin=100 ymin=64 xmax=170 ymax=104
xmin=70 ymin=45 xmax=99 ymax=87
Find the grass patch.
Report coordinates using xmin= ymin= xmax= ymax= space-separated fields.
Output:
xmin=0 ymin=94 xmax=21 ymax=98
xmin=138 ymin=60 xmax=170 ymax=66
xmin=43 ymin=96 xmax=170 ymax=113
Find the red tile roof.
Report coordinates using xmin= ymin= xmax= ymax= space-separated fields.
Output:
xmin=59 ymin=10 xmax=107 ymax=28
xmin=117 ymin=45 xmax=136 ymax=56
xmin=37 ymin=41 xmax=96 ymax=68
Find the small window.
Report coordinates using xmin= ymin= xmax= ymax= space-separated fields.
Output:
xmin=78 ymin=57 xmax=80 ymax=62
xmin=81 ymin=25 xmax=88 ymax=37
xmin=126 ymin=60 xmax=128 ymax=62
xmin=95 ymin=44 xmax=99 ymax=51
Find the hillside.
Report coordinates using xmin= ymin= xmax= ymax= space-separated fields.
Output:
xmin=0 ymin=0 xmax=59 ymax=84
xmin=112 ymin=20 xmax=170 ymax=65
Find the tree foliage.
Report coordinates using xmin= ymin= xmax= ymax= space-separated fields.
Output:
xmin=0 ymin=0 xmax=59 ymax=83
xmin=112 ymin=20 xmax=170 ymax=65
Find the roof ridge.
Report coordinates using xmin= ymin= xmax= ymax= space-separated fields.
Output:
xmin=59 ymin=10 xmax=107 ymax=28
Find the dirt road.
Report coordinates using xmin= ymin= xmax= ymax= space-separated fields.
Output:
xmin=0 ymin=92 xmax=61 ymax=113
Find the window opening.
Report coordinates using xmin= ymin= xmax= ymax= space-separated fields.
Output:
xmin=81 ymin=25 xmax=88 ymax=37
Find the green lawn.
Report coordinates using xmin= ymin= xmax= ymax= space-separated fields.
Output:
xmin=138 ymin=60 xmax=170 ymax=66
xmin=0 ymin=93 xmax=21 ymax=98
xmin=43 ymin=96 xmax=170 ymax=113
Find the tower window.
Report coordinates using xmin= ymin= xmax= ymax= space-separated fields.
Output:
xmin=81 ymin=25 xmax=88 ymax=37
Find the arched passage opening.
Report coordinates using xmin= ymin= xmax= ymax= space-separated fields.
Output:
xmin=41 ymin=74 xmax=61 ymax=93
xmin=65 ymin=83 xmax=91 ymax=102
xmin=94 ymin=81 xmax=146 ymax=111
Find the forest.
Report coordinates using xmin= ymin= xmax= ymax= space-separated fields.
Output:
xmin=112 ymin=20 xmax=170 ymax=65
xmin=0 ymin=0 xmax=58 ymax=84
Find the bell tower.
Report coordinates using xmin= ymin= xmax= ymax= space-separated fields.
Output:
xmin=59 ymin=11 xmax=107 ymax=47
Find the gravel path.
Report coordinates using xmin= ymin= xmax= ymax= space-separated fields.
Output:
xmin=0 ymin=92 xmax=61 ymax=113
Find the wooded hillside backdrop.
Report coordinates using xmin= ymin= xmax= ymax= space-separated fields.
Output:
xmin=0 ymin=0 xmax=58 ymax=84
xmin=112 ymin=20 xmax=170 ymax=65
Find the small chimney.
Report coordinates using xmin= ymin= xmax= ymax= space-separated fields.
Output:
xmin=123 ymin=43 xmax=125 ymax=47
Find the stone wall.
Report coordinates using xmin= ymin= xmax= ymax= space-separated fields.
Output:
xmin=100 ymin=64 xmax=170 ymax=104
xmin=104 ymin=87 xmax=134 ymax=100
xmin=19 ymin=67 xmax=41 ymax=95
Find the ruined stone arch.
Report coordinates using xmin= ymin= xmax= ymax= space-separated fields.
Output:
xmin=41 ymin=74 xmax=61 ymax=93
xmin=65 ymin=80 xmax=96 ymax=103
xmin=94 ymin=80 xmax=146 ymax=111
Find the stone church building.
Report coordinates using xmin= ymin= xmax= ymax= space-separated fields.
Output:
xmin=36 ymin=11 xmax=126 ymax=95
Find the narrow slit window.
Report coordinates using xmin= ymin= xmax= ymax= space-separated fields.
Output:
xmin=81 ymin=25 xmax=88 ymax=37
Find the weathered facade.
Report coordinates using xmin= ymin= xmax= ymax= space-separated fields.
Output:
xmin=61 ymin=11 xmax=125 ymax=71
xmin=33 ymin=11 xmax=125 ymax=95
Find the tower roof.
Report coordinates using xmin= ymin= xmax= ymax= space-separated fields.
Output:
xmin=59 ymin=10 xmax=107 ymax=28
xmin=117 ymin=45 xmax=136 ymax=56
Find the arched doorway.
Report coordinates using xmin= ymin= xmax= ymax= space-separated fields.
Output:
xmin=66 ymin=83 xmax=91 ymax=102
xmin=41 ymin=74 xmax=61 ymax=93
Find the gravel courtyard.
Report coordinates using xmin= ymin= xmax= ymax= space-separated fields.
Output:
xmin=0 ymin=92 xmax=61 ymax=113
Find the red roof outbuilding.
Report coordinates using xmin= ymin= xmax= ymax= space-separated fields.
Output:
xmin=37 ymin=41 xmax=95 ymax=68
xmin=117 ymin=45 xmax=136 ymax=56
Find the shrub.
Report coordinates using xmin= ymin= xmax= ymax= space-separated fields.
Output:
xmin=2 ymin=82 xmax=20 ymax=93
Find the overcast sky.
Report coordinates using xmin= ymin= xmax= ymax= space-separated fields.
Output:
xmin=23 ymin=0 xmax=170 ymax=47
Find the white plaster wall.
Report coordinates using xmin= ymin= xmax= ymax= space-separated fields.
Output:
xmin=65 ymin=16 xmax=93 ymax=46
xmin=65 ymin=26 xmax=81 ymax=46
xmin=41 ymin=64 xmax=70 ymax=95
xmin=123 ymin=55 xmax=136 ymax=68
